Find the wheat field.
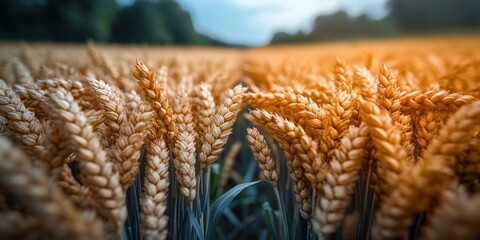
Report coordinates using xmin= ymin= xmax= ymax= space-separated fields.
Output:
xmin=1 ymin=35 xmax=480 ymax=240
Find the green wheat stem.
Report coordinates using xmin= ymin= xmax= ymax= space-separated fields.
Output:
xmin=204 ymin=166 xmax=212 ymax=234
xmin=196 ymin=170 xmax=204 ymax=233
xmin=274 ymin=186 xmax=289 ymax=240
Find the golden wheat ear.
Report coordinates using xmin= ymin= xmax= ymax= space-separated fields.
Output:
xmin=248 ymin=108 xmax=324 ymax=219
xmin=246 ymin=127 xmax=278 ymax=188
xmin=312 ymin=123 xmax=369 ymax=238
xmin=141 ymin=137 xmax=170 ymax=240
xmin=359 ymin=99 xmax=408 ymax=197
xmin=199 ymin=84 xmax=247 ymax=170
xmin=83 ymin=77 xmax=127 ymax=143
xmin=0 ymin=79 xmax=47 ymax=160
xmin=400 ymin=89 xmax=475 ymax=112
xmin=244 ymin=91 xmax=327 ymax=144
xmin=373 ymin=101 xmax=480 ymax=240
xmin=172 ymin=87 xmax=197 ymax=203
xmin=192 ymin=83 xmax=216 ymax=152
xmin=13 ymin=84 xmax=50 ymax=119
xmin=0 ymin=136 xmax=104 ymax=239
xmin=133 ymin=60 xmax=177 ymax=145
xmin=47 ymin=87 xmax=126 ymax=233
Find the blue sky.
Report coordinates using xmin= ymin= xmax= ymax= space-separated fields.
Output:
xmin=118 ymin=0 xmax=389 ymax=46
xmin=178 ymin=0 xmax=389 ymax=46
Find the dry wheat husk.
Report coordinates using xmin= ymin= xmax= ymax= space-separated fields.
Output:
xmin=0 ymin=136 xmax=103 ymax=239
xmin=141 ymin=137 xmax=170 ymax=240
xmin=48 ymin=88 xmax=126 ymax=233
xmin=247 ymin=127 xmax=278 ymax=187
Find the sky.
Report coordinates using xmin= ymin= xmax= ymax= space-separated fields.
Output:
xmin=178 ymin=0 xmax=389 ymax=46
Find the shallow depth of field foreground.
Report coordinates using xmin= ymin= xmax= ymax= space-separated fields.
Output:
xmin=1 ymin=35 xmax=480 ymax=240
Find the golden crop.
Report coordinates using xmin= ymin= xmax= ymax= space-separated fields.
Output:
xmin=0 ymin=35 xmax=479 ymax=239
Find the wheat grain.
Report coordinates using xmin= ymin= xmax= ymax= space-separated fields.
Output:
xmin=377 ymin=65 xmax=414 ymax=159
xmin=360 ymin=99 xmax=407 ymax=197
xmin=353 ymin=66 xmax=377 ymax=101
xmin=110 ymin=93 xmax=153 ymax=189
xmin=247 ymin=127 xmax=278 ymax=187
xmin=0 ymin=79 xmax=46 ymax=159
xmin=0 ymin=115 xmax=6 ymax=134
xmin=192 ymin=83 xmax=216 ymax=150
xmin=199 ymin=84 xmax=246 ymax=169
xmin=333 ymin=58 xmax=353 ymax=89
xmin=373 ymin=101 xmax=480 ymax=239
xmin=244 ymin=91 xmax=327 ymax=142
xmin=0 ymin=136 xmax=104 ymax=239
xmin=13 ymin=84 xmax=49 ymax=118
xmin=247 ymin=109 xmax=325 ymax=191
xmin=133 ymin=60 xmax=177 ymax=144
xmin=321 ymin=90 xmax=356 ymax=156
xmin=400 ymin=89 xmax=475 ymax=112
xmin=413 ymin=111 xmax=441 ymax=158
xmin=84 ymin=77 xmax=126 ymax=142
xmin=313 ymin=124 xmax=369 ymax=238
xmin=57 ymin=164 xmax=96 ymax=210
xmin=247 ymin=109 xmax=323 ymax=219
xmin=48 ymin=88 xmax=126 ymax=231
xmin=141 ymin=137 xmax=170 ymax=240
xmin=172 ymin=87 xmax=197 ymax=203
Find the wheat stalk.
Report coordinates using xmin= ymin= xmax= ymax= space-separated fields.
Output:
xmin=247 ymin=109 xmax=326 ymax=219
xmin=247 ymin=127 xmax=278 ymax=187
xmin=312 ymin=124 xmax=369 ymax=238
xmin=172 ymin=87 xmax=197 ymax=203
xmin=133 ymin=60 xmax=177 ymax=144
xmin=218 ymin=141 xmax=242 ymax=191
xmin=413 ymin=111 xmax=441 ymax=158
xmin=199 ymin=84 xmax=246 ymax=170
xmin=360 ymin=99 xmax=408 ymax=197
xmin=48 ymin=88 xmax=126 ymax=232
xmin=110 ymin=91 xmax=154 ymax=190
xmin=141 ymin=137 xmax=170 ymax=240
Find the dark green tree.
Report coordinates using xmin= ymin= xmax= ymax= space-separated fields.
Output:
xmin=110 ymin=0 xmax=173 ymax=44
xmin=0 ymin=0 xmax=224 ymax=45
xmin=45 ymin=0 xmax=118 ymax=42
xmin=389 ymin=0 xmax=480 ymax=31
xmin=158 ymin=0 xmax=204 ymax=44
xmin=0 ymin=0 xmax=48 ymax=40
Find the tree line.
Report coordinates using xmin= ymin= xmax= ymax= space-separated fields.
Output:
xmin=0 ymin=0 xmax=226 ymax=46
xmin=271 ymin=0 xmax=480 ymax=44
